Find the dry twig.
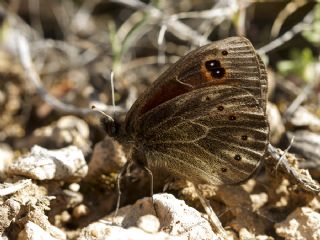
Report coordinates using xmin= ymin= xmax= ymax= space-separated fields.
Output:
xmin=258 ymin=9 xmax=314 ymax=55
xmin=267 ymin=144 xmax=320 ymax=194
xmin=16 ymin=34 xmax=125 ymax=116
xmin=0 ymin=179 xmax=32 ymax=197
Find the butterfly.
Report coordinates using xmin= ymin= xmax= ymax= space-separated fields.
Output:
xmin=105 ymin=36 xmax=269 ymax=187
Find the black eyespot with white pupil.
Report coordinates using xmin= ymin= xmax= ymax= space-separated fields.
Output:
xmin=212 ymin=68 xmax=225 ymax=78
xmin=205 ymin=60 xmax=226 ymax=79
xmin=205 ymin=60 xmax=221 ymax=70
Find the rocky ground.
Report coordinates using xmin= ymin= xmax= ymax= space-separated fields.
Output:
xmin=1 ymin=1 xmax=320 ymax=240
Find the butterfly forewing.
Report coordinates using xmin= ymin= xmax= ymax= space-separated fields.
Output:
xmin=124 ymin=37 xmax=267 ymax=135
xmin=134 ymin=85 xmax=268 ymax=185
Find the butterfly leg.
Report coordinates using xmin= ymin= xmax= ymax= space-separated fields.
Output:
xmin=113 ymin=160 xmax=132 ymax=223
xmin=143 ymin=165 xmax=160 ymax=218
xmin=193 ymin=183 xmax=228 ymax=239
xmin=143 ymin=166 xmax=154 ymax=199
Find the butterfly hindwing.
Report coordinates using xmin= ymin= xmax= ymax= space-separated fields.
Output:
xmin=135 ymin=85 xmax=269 ymax=185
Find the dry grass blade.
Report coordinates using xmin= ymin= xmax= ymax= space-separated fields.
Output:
xmin=271 ymin=0 xmax=309 ymax=37
xmin=267 ymin=144 xmax=320 ymax=194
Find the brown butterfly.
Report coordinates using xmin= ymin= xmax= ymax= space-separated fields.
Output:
xmin=104 ymin=36 xmax=269 ymax=187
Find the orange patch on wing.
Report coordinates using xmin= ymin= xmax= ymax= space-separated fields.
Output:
xmin=201 ymin=64 xmax=214 ymax=82
xmin=200 ymin=58 xmax=228 ymax=85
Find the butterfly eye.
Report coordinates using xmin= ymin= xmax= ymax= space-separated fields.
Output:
xmin=211 ymin=68 xmax=226 ymax=78
xmin=111 ymin=125 xmax=116 ymax=134
xmin=101 ymin=117 xmax=118 ymax=137
xmin=205 ymin=60 xmax=221 ymax=70
xmin=234 ymin=154 xmax=242 ymax=161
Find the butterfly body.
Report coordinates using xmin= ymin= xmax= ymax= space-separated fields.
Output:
xmin=107 ymin=37 xmax=269 ymax=186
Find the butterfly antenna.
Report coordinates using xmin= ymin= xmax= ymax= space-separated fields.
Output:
xmin=91 ymin=105 xmax=114 ymax=123
xmin=92 ymin=71 xmax=116 ymax=123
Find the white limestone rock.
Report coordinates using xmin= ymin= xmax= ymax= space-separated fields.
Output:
xmin=78 ymin=193 xmax=219 ymax=240
xmin=7 ymin=145 xmax=87 ymax=182
xmin=275 ymin=207 xmax=320 ymax=240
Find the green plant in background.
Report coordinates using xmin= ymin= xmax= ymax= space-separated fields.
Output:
xmin=302 ymin=2 xmax=320 ymax=46
xmin=108 ymin=11 xmax=150 ymax=75
xmin=277 ymin=2 xmax=320 ymax=83
xmin=277 ymin=48 xmax=316 ymax=82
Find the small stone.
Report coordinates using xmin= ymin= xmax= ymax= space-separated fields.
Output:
xmin=87 ymin=136 xmax=127 ymax=177
xmin=308 ymin=197 xmax=320 ymax=211
xmin=78 ymin=224 xmax=171 ymax=240
xmin=79 ymin=193 xmax=219 ymax=240
xmin=73 ymin=204 xmax=89 ymax=218
xmin=0 ymin=144 xmax=13 ymax=177
xmin=17 ymin=221 xmax=59 ymax=240
xmin=0 ymin=199 xmax=21 ymax=235
xmin=7 ymin=145 xmax=87 ymax=182
xmin=60 ymin=211 xmax=71 ymax=223
xmin=275 ymin=207 xmax=320 ymax=240
xmin=289 ymin=107 xmax=320 ymax=131
xmin=250 ymin=193 xmax=268 ymax=211
xmin=136 ymin=214 xmax=160 ymax=233
xmin=239 ymin=228 xmax=273 ymax=240
xmin=239 ymin=228 xmax=256 ymax=240
xmin=68 ymin=183 xmax=80 ymax=192
xmin=153 ymin=194 xmax=216 ymax=239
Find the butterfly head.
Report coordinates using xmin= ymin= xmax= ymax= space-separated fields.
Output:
xmin=101 ymin=116 xmax=120 ymax=138
xmin=100 ymin=114 xmax=131 ymax=145
xmin=91 ymin=105 xmax=124 ymax=140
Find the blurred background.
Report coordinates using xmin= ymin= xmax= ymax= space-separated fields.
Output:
xmin=0 ymin=0 xmax=319 ymax=147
